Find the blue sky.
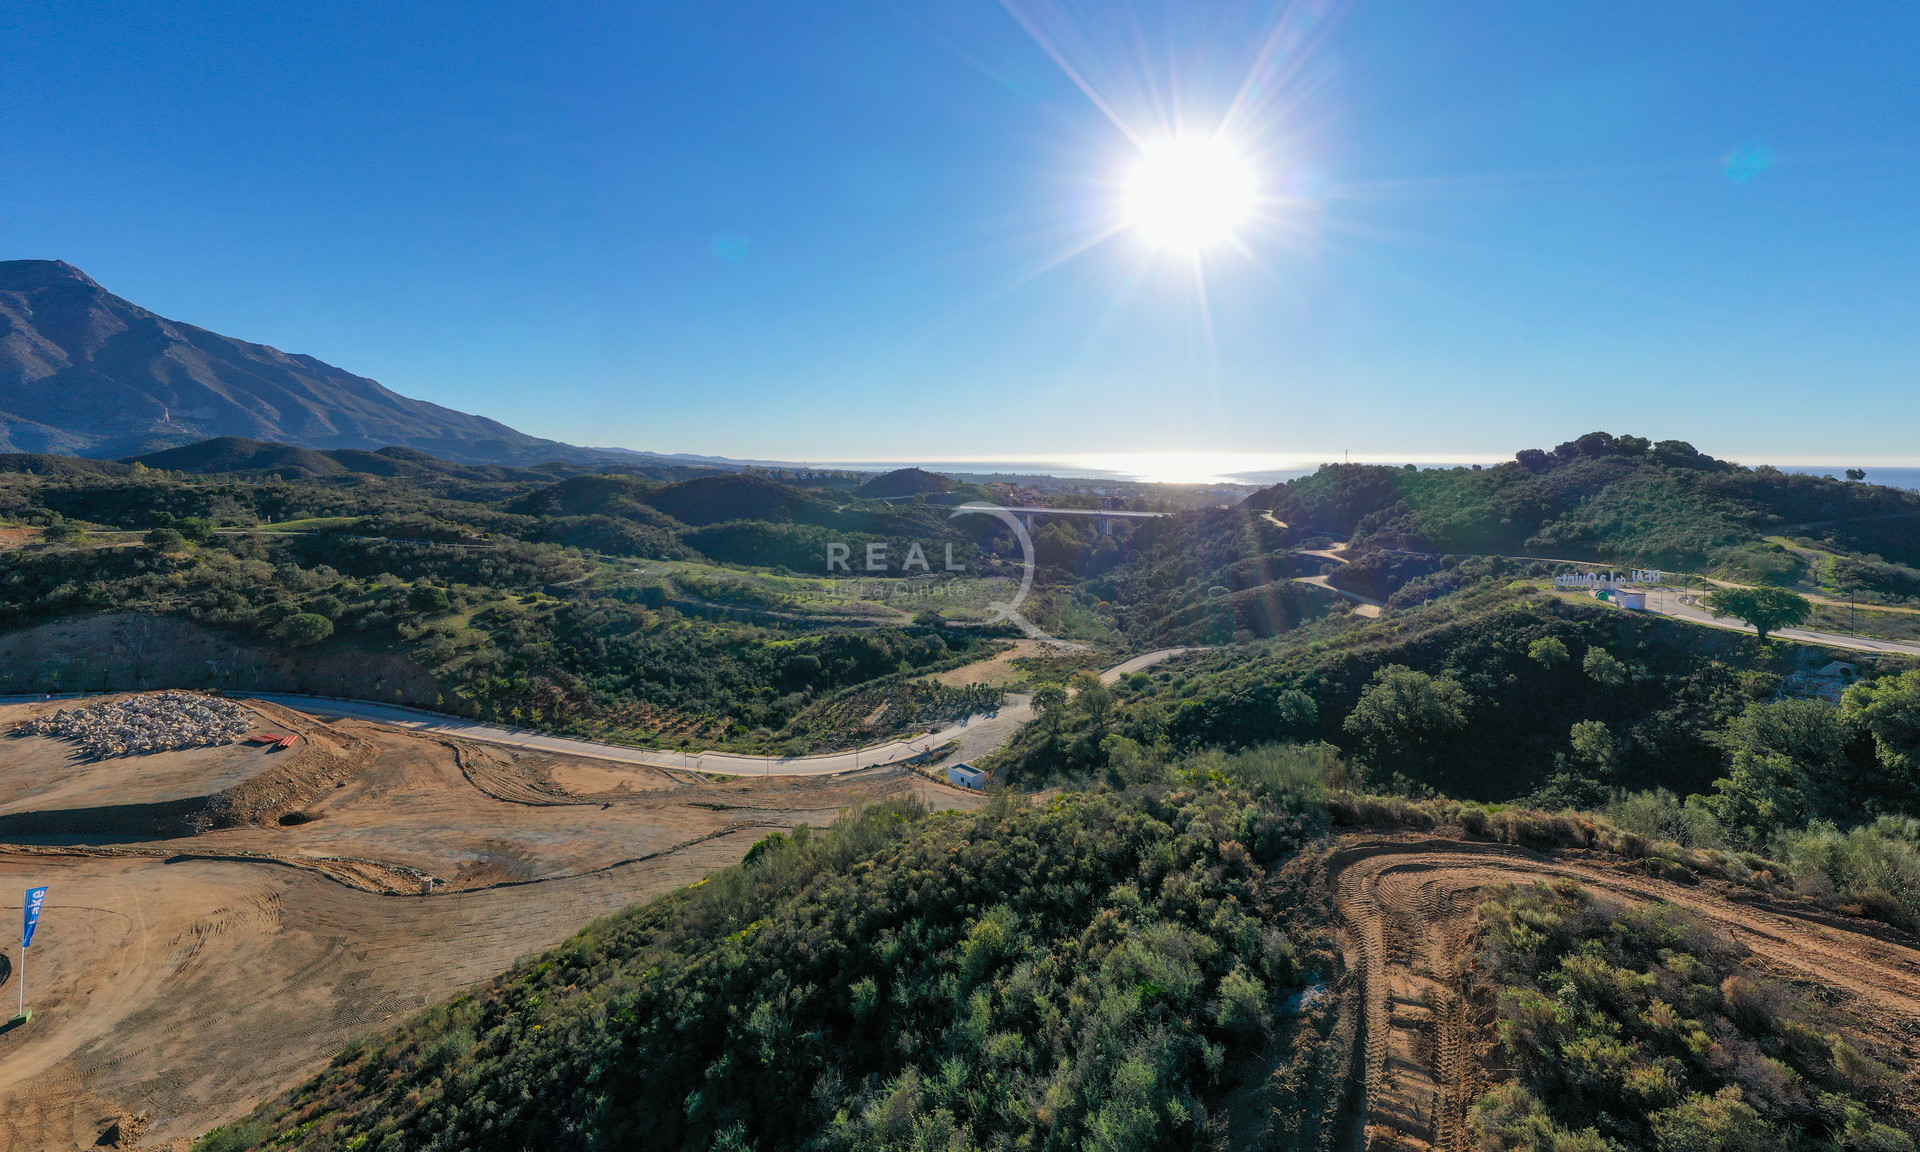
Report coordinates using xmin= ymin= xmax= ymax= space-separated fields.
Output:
xmin=3 ymin=2 xmax=1917 ymax=466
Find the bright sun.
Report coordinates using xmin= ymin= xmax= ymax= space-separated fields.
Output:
xmin=1123 ymin=137 xmax=1256 ymax=251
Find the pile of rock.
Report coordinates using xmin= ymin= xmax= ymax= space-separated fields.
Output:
xmin=12 ymin=692 xmax=251 ymax=759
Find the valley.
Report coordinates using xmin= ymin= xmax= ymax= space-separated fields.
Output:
xmin=2 ymin=427 xmax=1920 ymax=1150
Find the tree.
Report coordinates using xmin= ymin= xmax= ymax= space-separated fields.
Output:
xmin=1031 ymin=684 xmax=1068 ymax=731
xmin=276 ymin=613 xmax=334 ymax=647
xmin=1702 ymin=699 xmax=1861 ymax=844
xmin=1342 ymin=664 xmax=1472 ymax=775
xmin=1846 ymin=468 xmax=1867 ymax=482
xmin=1582 ymin=647 xmax=1628 ymax=687
xmin=1568 ymin=719 xmax=1617 ymax=772
xmin=144 ymin=527 xmax=187 ymax=552
xmin=1844 ymin=670 xmax=1920 ymax=790
xmin=1528 ymin=636 xmax=1569 ymax=669
xmin=1274 ymin=689 xmax=1319 ymax=741
xmin=1700 ymin=586 xmax=1812 ymax=643
xmin=1068 ymin=670 xmax=1115 ymax=728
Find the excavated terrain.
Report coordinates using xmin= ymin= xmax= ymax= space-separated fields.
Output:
xmin=1330 ymin=834 xmax=1920 ymax=1152
xmin=0 ymin=695 xmax=980 ymax=1151
xmin=12 ymin=695 xmax=1920 ymax=1152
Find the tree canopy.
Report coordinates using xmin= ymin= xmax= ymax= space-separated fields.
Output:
xmin=1700 ymin=586 xmax=1813 ymax=642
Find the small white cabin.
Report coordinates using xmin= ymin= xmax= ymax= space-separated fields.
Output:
xmin=948 ymin=763 xmax=988 ymax=790
xmin=1614 ymin=589 xmax=1647 ymax=611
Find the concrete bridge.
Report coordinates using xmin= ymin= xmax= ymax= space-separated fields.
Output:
xmin=999 ymin=507 xmax=1167 ymax=536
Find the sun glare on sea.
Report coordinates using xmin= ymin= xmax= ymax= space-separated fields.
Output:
xmin=1123 ymin=137 xmax=1257 ymax=251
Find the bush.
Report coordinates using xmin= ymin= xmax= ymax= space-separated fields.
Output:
xmin=275 ymin=612 xmax=334 ymax=647
xmin=1470 ymin=881 xmax=1914 ymax=1150
xmin=1603 ymin=789 xmax=1725 ymax=849
xmin=407 ymin=584 xmax=453 ymax=614
xmin=1783 ymin=817 xmax=1920 ymax=931
xmin=144 ymin=527 xmax=187 ymax=552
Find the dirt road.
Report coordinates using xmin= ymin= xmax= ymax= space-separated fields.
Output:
xmin=1330 ymin=835 xmax=1920 ymax=1152
xmin=238 ymin=647 xmax=1197 ymax=778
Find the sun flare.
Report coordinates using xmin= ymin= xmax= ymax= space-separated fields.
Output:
xmin=1123 ymin=137 xmax=1257 ymax=251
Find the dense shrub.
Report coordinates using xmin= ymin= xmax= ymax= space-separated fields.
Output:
xmin=198 ymin=787 xmax=1349 ymax=1152
xmin=1469 ymin=882 xmax=1915 ymax=1151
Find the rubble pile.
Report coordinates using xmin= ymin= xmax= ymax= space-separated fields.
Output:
xmin=12 ymin=692 xmax=251 ymax=758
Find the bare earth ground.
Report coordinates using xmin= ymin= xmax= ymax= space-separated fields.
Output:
xmin=0 ymin=698 xmax=981 ymax=1151
xmin=1331 ymin=834 xmax=1920 ymax=1152
xmin=926 ymin=640 xmax=1042 ymax=687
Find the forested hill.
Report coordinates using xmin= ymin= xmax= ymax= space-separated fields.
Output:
xmin=1245 ymin=432 xmax=1920 ymax=572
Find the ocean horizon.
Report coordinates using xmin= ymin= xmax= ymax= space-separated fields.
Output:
xmin=791 ymin=454 xmax=1920 ymax=491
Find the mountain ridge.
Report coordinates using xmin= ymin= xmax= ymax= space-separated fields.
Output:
xmin=0 ymin=259 xmax=636 ymax=466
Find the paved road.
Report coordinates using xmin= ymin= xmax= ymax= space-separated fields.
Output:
xmin=1296 ymin=573 xmax=1385 ymax=617
xmin=1098 ymin=647 xmax=1195 ymax=682
xmin=1269 ymin=517 xmax=1919 ymax=646
xmin=241 ymin=647 xmax=1199 ymax=779
xmin=1627 ymin=586 xmax=1920 ymax=657
xmin=1284 ymin=539 xmax=1385 ymax=618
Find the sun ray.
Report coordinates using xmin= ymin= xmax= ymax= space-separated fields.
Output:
xmin=996 ymin=1 xmax=1148 ymax=150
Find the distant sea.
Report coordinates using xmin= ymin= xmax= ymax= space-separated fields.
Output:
xmin=806 ymin=456 xmax=1920 ymax=492
xmin=808 ymin=455 xmax=1496 ymax=487
xmin=1781 ymin=466 xmax=1920 ymax=492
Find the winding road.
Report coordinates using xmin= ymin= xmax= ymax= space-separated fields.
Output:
xmin=240 ymin=647 xmax=1195 ymax=778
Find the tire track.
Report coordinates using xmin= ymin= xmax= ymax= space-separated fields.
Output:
xmin=1330 ymin=835 xmax=1920 ymax=1152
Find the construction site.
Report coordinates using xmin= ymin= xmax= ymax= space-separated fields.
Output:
xmin=0 ymin=692 xmax=983 ymax=1150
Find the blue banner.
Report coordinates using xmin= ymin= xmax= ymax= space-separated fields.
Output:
xmin=22 ymin=887 xmax=46 ymax=949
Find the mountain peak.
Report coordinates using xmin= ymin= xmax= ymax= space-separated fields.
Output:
xmin=0 ymin=260 xmax=631 ymax=466
xmin=0 ymin=259 xmax=102 ymax=291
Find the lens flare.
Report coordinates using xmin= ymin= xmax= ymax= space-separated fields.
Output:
xmin=1123 ymin=137 xmax=1257 ymax=251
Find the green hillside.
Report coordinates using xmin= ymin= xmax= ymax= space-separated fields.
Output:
xmin=1244 ymin=432 xmax=1920 ymax=579
xmin=200 ymin=786 xmax=1347 ymax=1152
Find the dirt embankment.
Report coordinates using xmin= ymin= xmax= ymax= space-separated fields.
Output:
xmin=0 ymin=613 xmax=445 ymax=708
xmin=0 ymin=697 xmax=377 ymax=840
xmin=1330 ymin=834 xmax=1920 ymax=1152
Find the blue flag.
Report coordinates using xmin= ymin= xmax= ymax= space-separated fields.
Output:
xmin=22 ymin=887 xmax=46 ymax=949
